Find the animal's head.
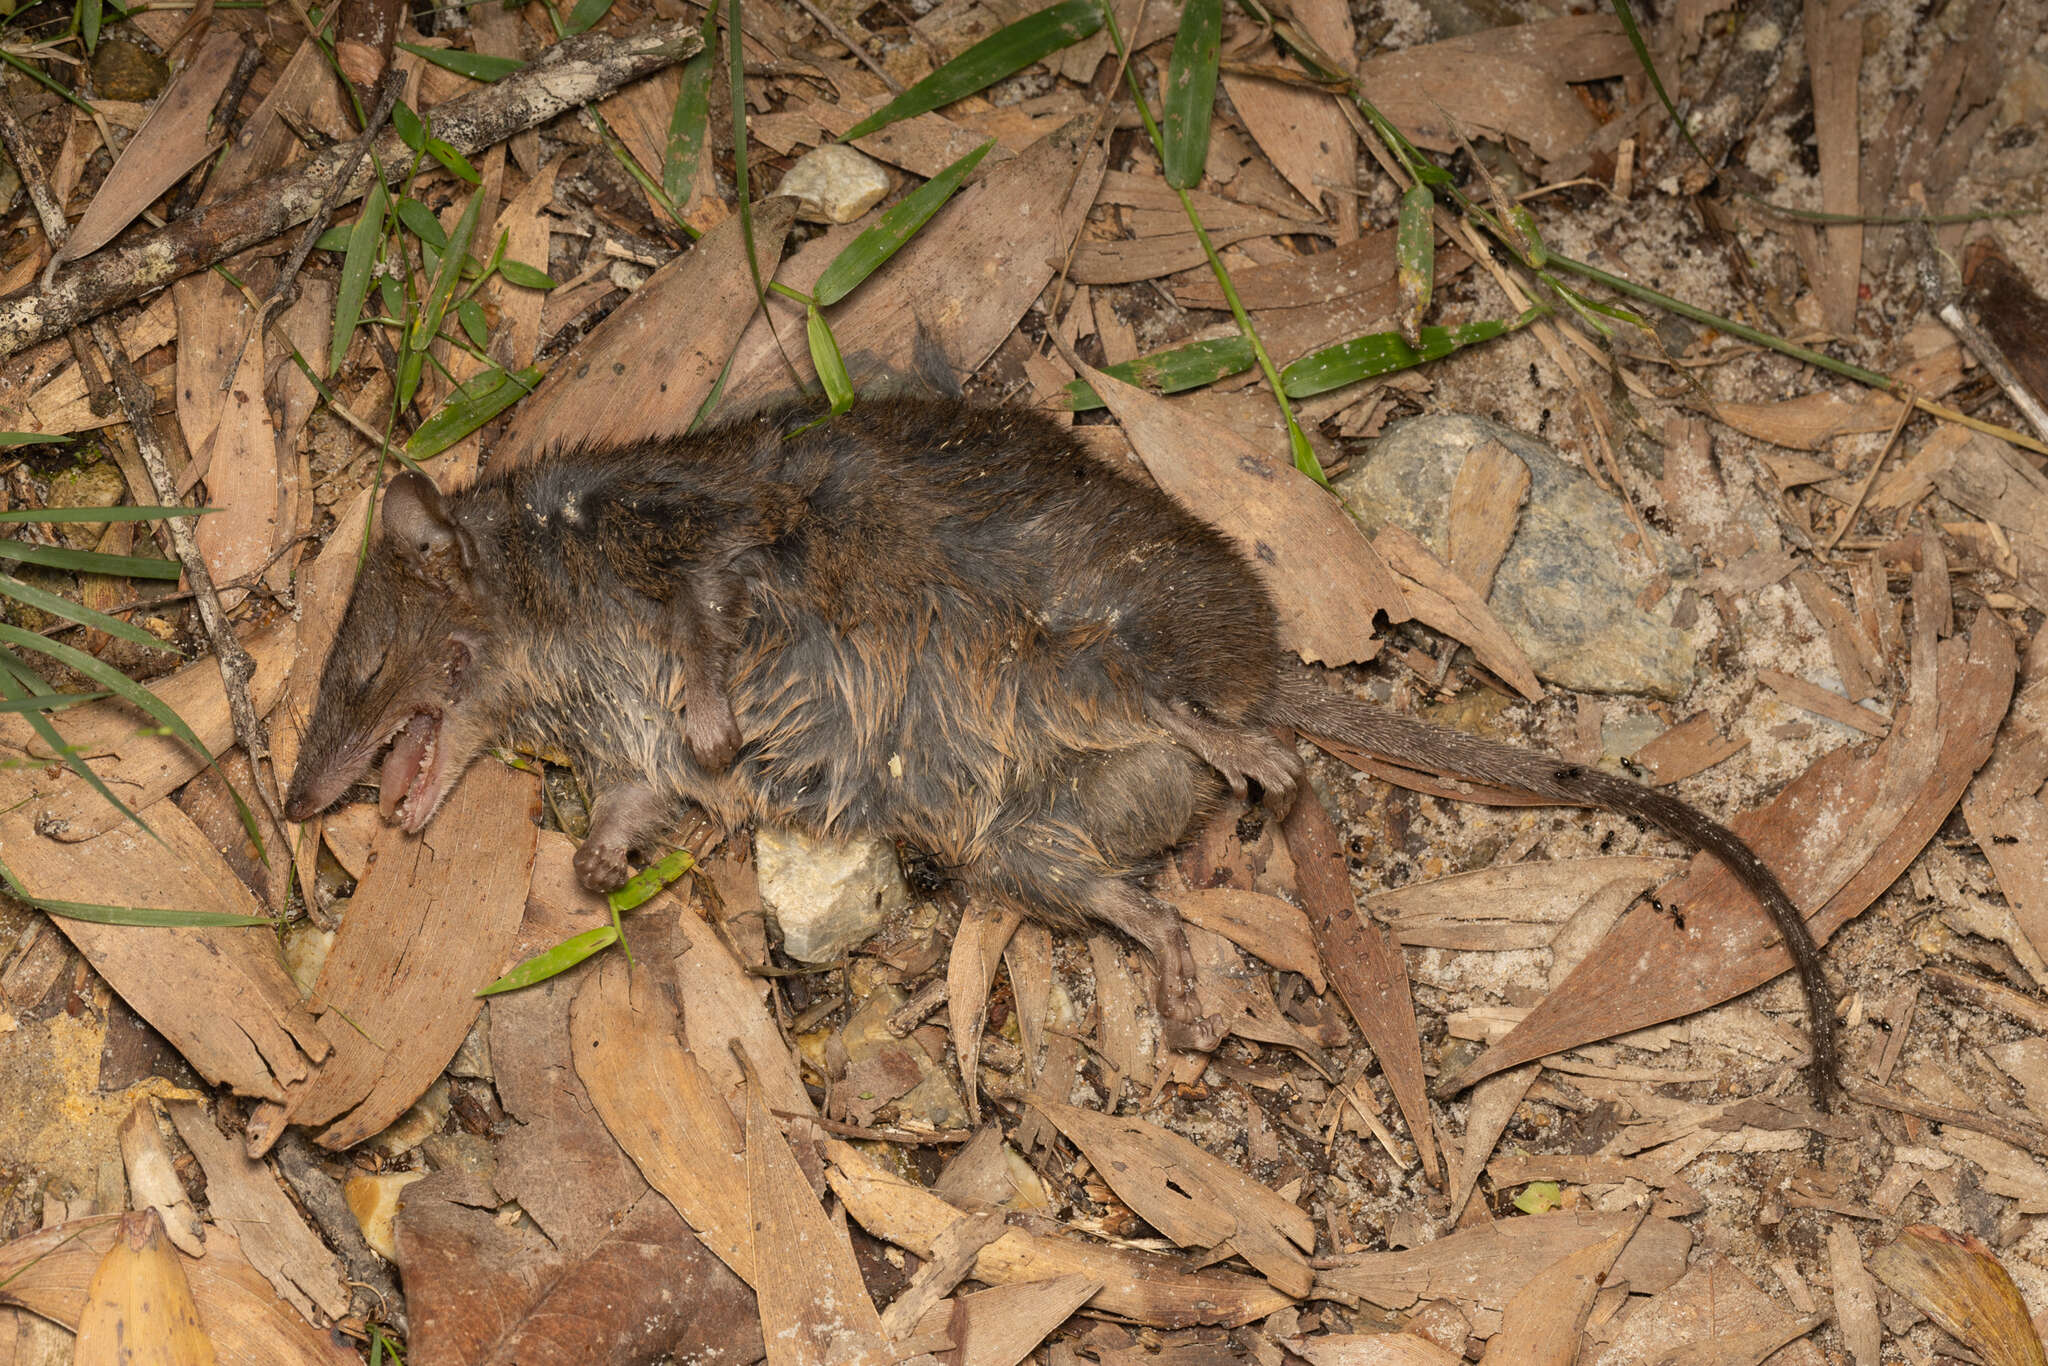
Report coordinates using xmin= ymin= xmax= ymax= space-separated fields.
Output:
xmin=283 ymin=471 xmax=503 ymax=832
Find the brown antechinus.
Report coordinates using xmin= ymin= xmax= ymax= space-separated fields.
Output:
xmin=283 ymin=398 xmax=1836 ymax=1107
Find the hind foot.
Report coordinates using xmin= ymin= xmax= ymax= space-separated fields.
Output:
xmin=1145 ymin=695 xmax=1301 ymax=809
xmin=1091 ymin=881 xmax=1229 ymax=1055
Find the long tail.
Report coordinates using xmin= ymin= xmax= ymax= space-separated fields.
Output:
xmin=1271 ymin=669 xmax=1837 ymax=1111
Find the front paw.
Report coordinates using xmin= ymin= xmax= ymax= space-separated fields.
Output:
xmin=686 ymin=705 xmax=742 ymax=771
xmin=573 ymin=837 xmax=634 ymax=893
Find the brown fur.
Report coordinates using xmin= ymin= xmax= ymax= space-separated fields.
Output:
xmin=285 ymin=398 xmax=1834 ymax=1102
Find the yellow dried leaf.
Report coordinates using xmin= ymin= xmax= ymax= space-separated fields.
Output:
xmin=74 ymin=1210 xmax=220 ymax=1366
xmin=1869 ymin=1224 xmax=2048 ymax=1366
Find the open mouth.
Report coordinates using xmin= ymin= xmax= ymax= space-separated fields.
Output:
xmin=378 ymin=710 xmax=449 ymax=832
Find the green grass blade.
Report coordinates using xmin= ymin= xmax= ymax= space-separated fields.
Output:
xmin=81 ymin=0 xmax=103 ymax=49
xmin=396 ymin=41 xmax=524 ymax=82
xmin=1395 ymin=184 xmax=1434 ymax=345
xmin=0 ymin=624 xmax=222 ymax=774
xmin=397 ymin=196 xmax=447 ymax=250
xmin=0 ymin=691 xmax=107 ymax=712
xmin=1609 ymin=0 xmax=1706 ymax=169
xmin=457 ymin=299 xmax=488 ymax=348
xmin=812 ymin=138 xmax=995 ymax=307
xmin=410 ymin=188 xmax=485 ymax=355
xmin=663 ymin=0 xmax=719 ymax=206
xmin=0 ymin=854 xmax=270 ymax=927
xmin=0 ymin=48 xmax=95 ymax=114
xmin=607 ymin=847 xmax=697 ymax=913
xmin=407 ymin=364 xmax=544 ymax=458
xmin=476 ymin=924 xmax=619 ymax=994
xmin=729 ymin=0 xmax=771 ymax=323
xmin=392 ymin=99 xmax=428 ymax=152
xmin=0 ymin=540 xmax=181 ymax=579
xmin=426 ymin=139 xmax=482 ymax=186
xmin=1063 ymin=335 xmax=1256 ymax=410
xmin=807 ymin=304 xmax=854 ymax=413
xmin=0 ymin=649 xmax=58 ymax=696
xmin=1161 ymin=0 xmax=1221 ymax=189
xmin=331 ymin=182 xmax=389 ymax=378
xmin=496 ymin=260 xmax=555 ymax=289
xmin=0 ymin=575 xmax=177 ymax=653
xmin=1280 ymin=318 xmax=1519 ymax=398
xmin=0 ymin=433 xmax=72 ymax=449
xmin=0 ymin=653 xmax=150 ymax=836
xmin=839 ymin=0 xmax=1103 ymax=141
xmin=563 ymin=0 xmax=615 ymax=36
xmin=0 ymin=507 xmax=213 ymax=525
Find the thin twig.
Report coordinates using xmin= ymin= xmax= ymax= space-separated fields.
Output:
xmin=0 ymin=97 xmax=70 ymax=288
xmin=89 ymin=318 xmax=287 ymax=836
xmin=1936 ymin=302 xmax=2048 ymax=447
xmin=0 ymin=22 xmax=704 ymax=358
xmin=1823 ymin=388 xmax=1915 ymax=551
xmin=36 ymin=534 xmax=320 ymax=635
xmin=789 ymin=0 xmax=899 ymax=92
xmin=770 ymin=1109 xmax=969 ymax=1145
xmin=220 ymin=68 xmax=406 ymax=392
xmin=1847 ymin=1081 xmax=2048 ymax=1158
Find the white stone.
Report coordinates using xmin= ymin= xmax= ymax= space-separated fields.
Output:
xmin=775 ymin=144 xmax=892 ymax=223
xmin=755 ymin=826 xmax=907 ymax=962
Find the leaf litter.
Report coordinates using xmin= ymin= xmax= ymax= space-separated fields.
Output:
xmin=0 ymin=0 xmax=2044 ymax=1360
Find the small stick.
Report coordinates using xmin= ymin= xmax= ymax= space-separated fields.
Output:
xmin=0 ymin=98 xmax=71 ymax=289
xmin=769 ymin=1109 xmax=970 ymax=1146
xmin=789 ymin=0 xmax=900 ymax=92
xmin=90 ymin=317 xmax=287 ymax=835
xmin=36 ymin=533 xmax=319 ymax=634
xmin=0 ymin=22 xmax=703 ymax=358
xmin=1915 ymin=224 xmax=2048 ymax=446
xmin=1823 ymin=386 xmax=1914 ymax=551
xmin=1847 ymin=1080 xmax=2048 ymax=1158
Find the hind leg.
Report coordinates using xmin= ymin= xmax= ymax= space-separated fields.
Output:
xmin=1143 ymin=695 xmax=1301 ymax=810
xmin=965 ymin=742 xmax=1228 ymax=1051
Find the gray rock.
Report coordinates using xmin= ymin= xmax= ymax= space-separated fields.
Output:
xmin=756 ymin=826 xmax=907 ymax=963
xmin=1337 ymin=414 xmax=1698 ymax=698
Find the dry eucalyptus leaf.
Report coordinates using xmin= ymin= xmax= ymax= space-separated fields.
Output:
xmin=824 ymin=1139 xmax=1292 ymax=1327
xmin=1869 ymin=1224 xmax=2048 ymax=1366
xmin=74 ymin=1211 xmax=219 ymax=1366
xmin=0 ymin=1215 xmax=352 ymax=1366
xmin=278 ymin=761 xmax=538 ymax=1151
xmin=1173 ymin=887 xmax=1324 ymax=989
xmin=56 ymin=32 xmax=246 ymax=265
xmin=1032 ymin=1094 xmax=1315 ymax=1297
xmin=503 ymin=199 xmax=796 ymax=456
xmin=746 ymin=1087 xmax=891 ymax=1365
xmin=570 ymin=941 xmax=756 ymax=1284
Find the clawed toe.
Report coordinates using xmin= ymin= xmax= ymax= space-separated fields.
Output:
xmin=573 ymin=839 xmax=633 ymax=892
xmin=1163 ymin=1011 xmax=1229 ymax=1053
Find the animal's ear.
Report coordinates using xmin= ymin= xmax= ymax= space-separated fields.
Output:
xmin=382 ymin=470 xmax=476 ymax=582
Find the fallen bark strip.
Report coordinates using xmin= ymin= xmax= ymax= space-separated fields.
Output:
xmin=0 ymin=21 xmax=701 ymax=359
